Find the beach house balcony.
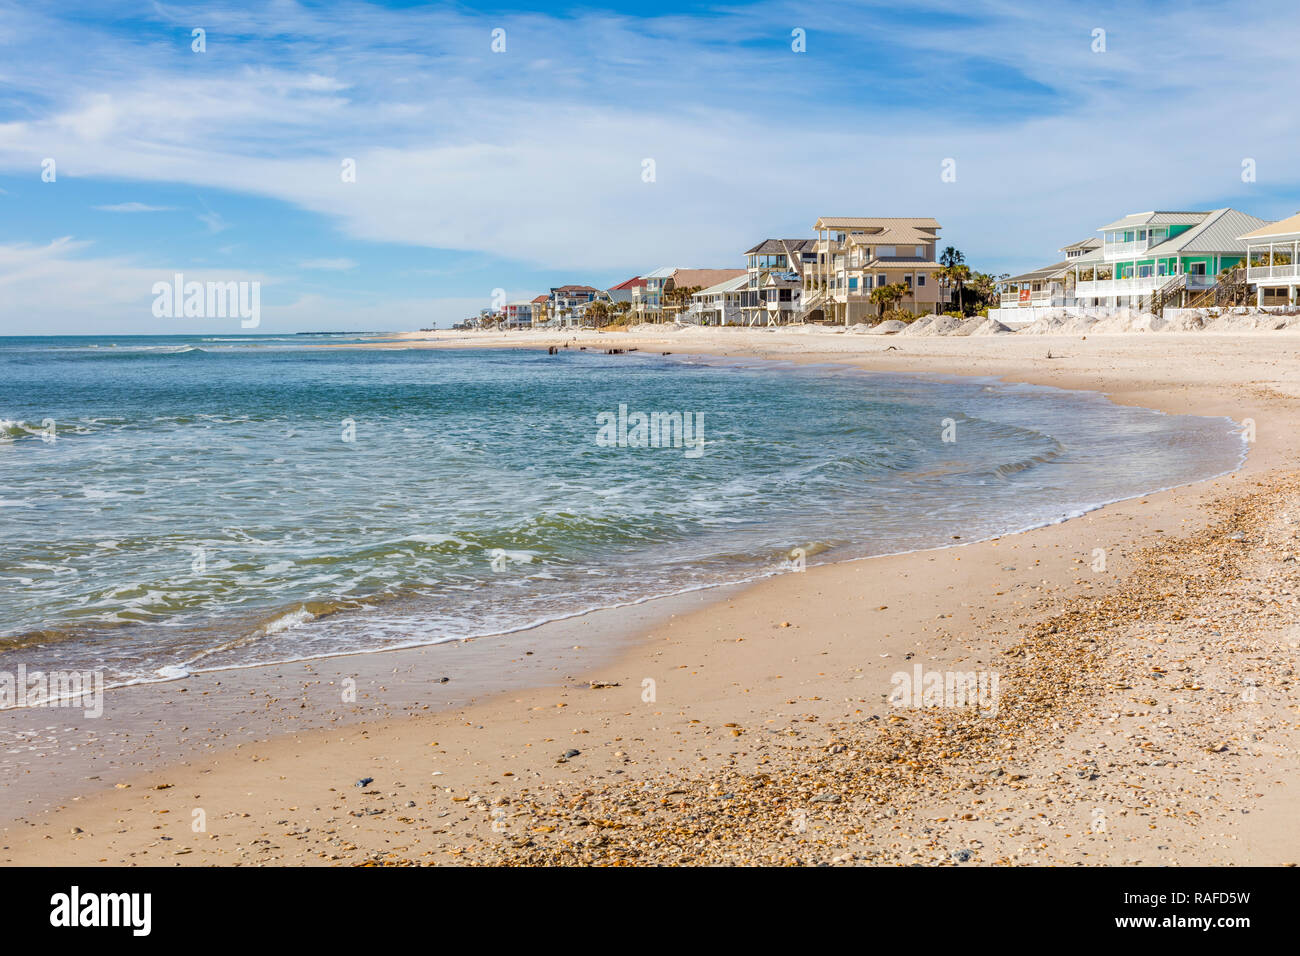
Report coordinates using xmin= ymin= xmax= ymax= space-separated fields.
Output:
xmin=1235 ymin=216 xmax=1300 ymax=306
xmin=999 ymin=290 xmax=1066 ymax=307
xmin=1102 ymin=238 xmax=1151 ymax=260
xmin=1074 ymin=273 xmax=1216 ymax=300
xmin=1247 ymin=263 xmax=1300 ymax=283
xmin=1243 ymin=241 xmax=1300 ymax=284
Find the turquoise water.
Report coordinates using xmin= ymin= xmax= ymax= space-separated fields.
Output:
xmin=0 ymin=335 xmax=1245 ymax=686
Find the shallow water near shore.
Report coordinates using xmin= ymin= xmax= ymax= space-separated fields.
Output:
xmin=0 ymin=336 xmax=1246 ymax=688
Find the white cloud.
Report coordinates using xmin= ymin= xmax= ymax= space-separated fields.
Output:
xmin=0 ymin=237 xmax=476 ymax=333
xmin=0 ymin=0 xmax=1298 ymax=299
xmin=0 ymin=238 xmax=272 ymax=335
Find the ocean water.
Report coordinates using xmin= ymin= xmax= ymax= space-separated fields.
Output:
xmin=0 ymin=335 xmax=1245 ymax=688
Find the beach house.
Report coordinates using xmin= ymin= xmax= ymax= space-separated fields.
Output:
xmin=548 ymin=284 xmax=604 ymax=326
xmin=631 ymin=267 xmax=674 ymax=322
xmin=530 ymin=294 xmax=550 ymax=325
xmin=1238 ymin=213 xmax=1300 ymax=307
xmin=739 ymin=239 xmax=817 ymax=325
xmin=1000 ymin=238 xmax=1102 ymax=310
xmin=687 ymin=274 xmax=749 ymax=325
xmin=633 ymin=268 xmax=745 ymax=323
xmin=503 ymin=300 xmax=536 ymax=327
xmin=1000 ymin=209 xmax=1267 ymax=315
xmin=802 ymin=217 xmax=949 ymax=323
xmin=607 ymin=276 xmax=646 ymax=306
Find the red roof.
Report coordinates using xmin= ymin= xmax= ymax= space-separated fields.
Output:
xmin=553 ymin=284 xmax=600 ymax=293
xmin=531 ymin=294 xmax=548 ymax=304
xmin=608 ymin=276 xmax=647 ymax=291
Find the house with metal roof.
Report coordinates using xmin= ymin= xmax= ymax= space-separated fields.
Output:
xmin=607 ymin=276 xmax=647 ymax=306
xmin=631 ymin=267 xmax=745 ymax=323
xmin=1074 ymin=208 xmax=1266 ymax=307
xmin=1000 ymin=238 xmax=1104 ymax=309
xmin=630 ymin=267 xmax=676 ymax=323
xmin=999 ymin=209 xmax=1267 ymax=313
xmin=1238 ymin=213 xmax=1300 ymax=307
xmin=686 ymin=273 xmax=750 ymax=325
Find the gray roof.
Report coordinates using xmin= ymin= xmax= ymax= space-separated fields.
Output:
xmin=1060 ymin=237 xmax=1102 ymax=252
xmin=744 ymin=238 xmax=817 ymax=255
xmin=1007 ymin=260 xmax=1072 ymax=283
xmin=692 ymin=274 xmax=749 ymax=297
xmin=1070 ymin=246 xmax=1104 ymax=264
xmin=761 ymin=271 xmax=801 ymax=287
xmin=1145 ymin=208 xmax=1268 ymax=255
xmin=1098 ymin=211 xmax=1209 ymax=232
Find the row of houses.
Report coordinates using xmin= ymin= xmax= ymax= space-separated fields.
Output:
xmin=460 ymin=205 xmax=1300 ymax=329
xmin=996 ymin=207 xmax=1300 ymax=316
xmin=462 ymin=215 xmax=958 ymax=328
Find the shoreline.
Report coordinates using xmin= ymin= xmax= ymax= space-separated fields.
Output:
xmin=3 ymin=330 xmax=1298 ymax=865
xmin=2 ymin=352 xmax=1246 ymax=696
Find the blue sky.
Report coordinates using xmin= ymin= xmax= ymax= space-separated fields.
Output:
xmin=1 ymin=0 xmax=1298 ymax=333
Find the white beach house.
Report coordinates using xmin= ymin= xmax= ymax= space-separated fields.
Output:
xmin=1238 ymin=213 xmax=1300 ymax=307
xmin=688 ymin=274 xmax=749 ymax=325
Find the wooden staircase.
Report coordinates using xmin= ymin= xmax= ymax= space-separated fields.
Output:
xmin=1182 ymin=266 xmax=1248 ymax=310
xmin=1145 ymin=273 xmax=1186 ymax=315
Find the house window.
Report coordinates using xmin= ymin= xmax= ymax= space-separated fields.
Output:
xmin=903 ymin=275 xmax=913 ymax=289
xmin=1188 ymin=262 xmax=1206 ymax=276
xmin=877 ymin=274 xmax=887 ymax=287
xmin=848 ymin=277 xmax=858 ymax=291
xmin=917 ymin=274 xmax=926 ymax=287
xmin=1138 ymin=265 xmax=1153 ymax=278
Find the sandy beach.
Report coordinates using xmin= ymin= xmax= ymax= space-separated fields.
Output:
xmin=4 ymin=328 xmax=1299 ymax=866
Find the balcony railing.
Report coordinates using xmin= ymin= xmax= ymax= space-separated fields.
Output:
xmin=1102 ymin=240 xmax=1151 ymax=260
xmin=1246 ymin=264 xmax=1300 ymax=282
xmin=999 ymin=291 xmax=1062 ymax=307
xmin=1076 ymin=277 xmax=1157 ymax=296
xmin=1075 ymin=274 xmax=1212 ymax=298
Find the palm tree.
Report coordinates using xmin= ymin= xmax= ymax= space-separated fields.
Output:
xmin=949 ymin=263 xmax=972 ymax=314
xmin=668 ymin=285 xmax=702 ymax=321
xmin=585 ymin=300 xmax=612 ymax=328
xmin=870 ymin=282 xmax=905 ymax=318
xmin=934 ymin=265 xmax=955 ymax=311
xmin=967 ymin=272 xmax=998 ymax=311
xmin=940 ymin=246 xmax=965 ymax=269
